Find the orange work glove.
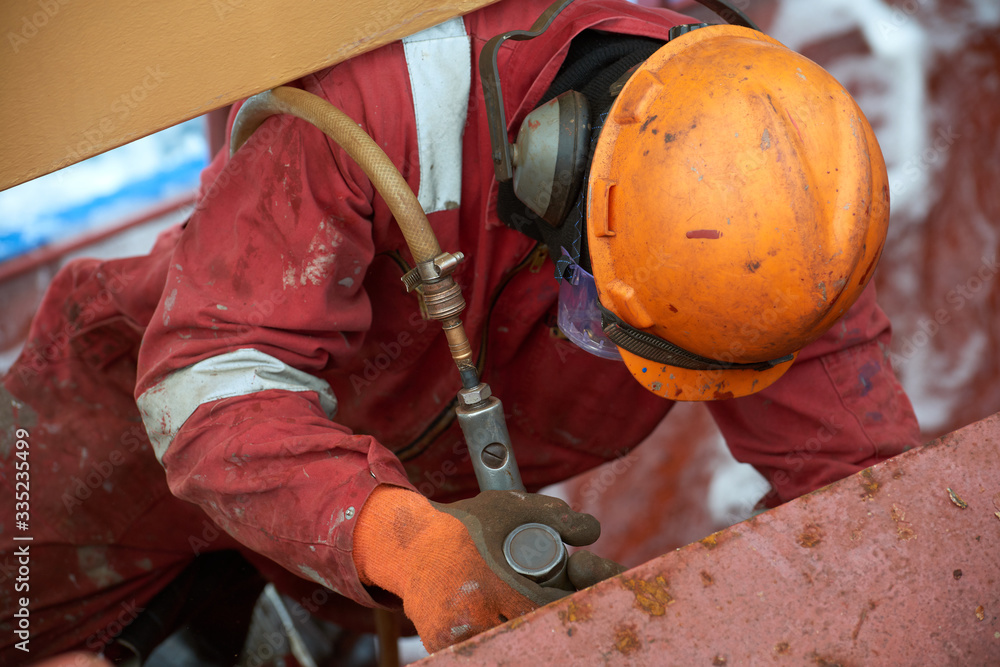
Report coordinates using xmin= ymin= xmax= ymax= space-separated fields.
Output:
xmin=353 ymin=486 xmax=624 ymax=652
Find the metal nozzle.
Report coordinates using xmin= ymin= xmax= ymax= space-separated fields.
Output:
xmin=503 ymin=523 xmax=569 ymax=587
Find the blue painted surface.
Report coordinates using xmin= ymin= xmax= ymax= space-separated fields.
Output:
xmin=0 ymin=120 xmax=208 ymax=264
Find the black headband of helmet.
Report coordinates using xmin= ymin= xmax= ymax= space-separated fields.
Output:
xmin=598 ymin=303 xmax=793 ymax=372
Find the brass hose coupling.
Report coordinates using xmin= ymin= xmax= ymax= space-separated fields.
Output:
xmin=401 ymin=251 xmax=476 ymax=379
xmin=401 ymin=251 xmax=465 ymax=294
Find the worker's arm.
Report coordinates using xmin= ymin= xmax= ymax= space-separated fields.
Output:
xmin=134 ymin=68 xmax=421 ymax=605
xmin=707 ymin=281 xmax=921 ymax=505
xmin=134 ymin=64 xmax=619 ymax=641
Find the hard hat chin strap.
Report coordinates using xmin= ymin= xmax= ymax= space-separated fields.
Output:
xmin=597 ymin=303 xmax=793 ymax=372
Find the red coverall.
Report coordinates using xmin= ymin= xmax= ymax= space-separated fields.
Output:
xmin=0 ymin=0 xmax=920 ymax=659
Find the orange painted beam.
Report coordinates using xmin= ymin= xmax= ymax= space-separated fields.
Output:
xmin=0 ymin=0 xmax=498 ymax=191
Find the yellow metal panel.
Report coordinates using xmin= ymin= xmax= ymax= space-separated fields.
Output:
xmin=0 ymin=0 xmax=498 ymax=191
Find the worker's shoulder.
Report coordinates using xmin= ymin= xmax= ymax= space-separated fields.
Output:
xmin=303 ymin=0 xmax=631 ymax=88
xmin=292 ymin=1 xmax=684 ymax=112
xmin=290 ymin=38 xmax=413 ymax=122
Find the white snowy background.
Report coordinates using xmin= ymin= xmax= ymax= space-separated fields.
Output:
xmin=0 ymin=119 xmax=207 ymax=263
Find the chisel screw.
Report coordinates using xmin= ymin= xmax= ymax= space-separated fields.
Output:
xmin=481 ymin=443 xmax=508 ymax=469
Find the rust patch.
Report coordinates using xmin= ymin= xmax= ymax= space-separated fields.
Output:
xmin=947 ymin=487 xmax=969 ymax=509
xmin=621 ymin=575 xmax=675 ymax=616
xmin=797 ymin=523 xmax=823 ymax=548
xmin=976 ymin=605 xmax=986 ymax=621
xmin=639 ymin=114 xmax=658 ymax=133
xmin=686 ymin=229 xmax=721 ymax=239
xmin=668 ymin=303 xmax=678 ymax=313
xmin=664 ymin=132 xmax=675 ymax=143
xmin=614 ymin=623 xmax=642 ymax=655
xmin=747 ymin=260 xmax=761 ymax=273
xmin=859 ymin=469 xmax=879 ymax=501
xmin=954 ymin=569 xmax=963 ymax=580
xmin=992 ymin=491 xmax=1000 ymax=511
xmin=810 ymin=655 xmax=845 ymax=667
xmin=849 ymin=516 xmax=867 ymax=542
xmin=558 ymin=599 xmax=593 ymax=625
xmin=713 ymin=656 xmax=728 ymax=666
xmin=700 ymin=570 xmax=714 ymax=587
xmin=774 ymin=641 xmax=791 ymax=655
xmin=454 ymin=643 xmax=476 ymax=658
xmin=890 ymin=504 xmax=916 ymax=541
xmin=851 ymin=600 xmax=878 ymax=640
xmin=698 ymin=530 xmax=738 ymax=550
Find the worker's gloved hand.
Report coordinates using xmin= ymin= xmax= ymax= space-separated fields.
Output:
xmin=353 ymin=486 xmax=623 ymax=652
xmin=566 ymin=546 xmax=628 ymax=589
xmin=433 ymin=490 xmax=626 ymax=592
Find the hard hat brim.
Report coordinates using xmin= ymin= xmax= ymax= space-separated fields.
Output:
xmin=619 ymin=348 xmax=798 ymax=401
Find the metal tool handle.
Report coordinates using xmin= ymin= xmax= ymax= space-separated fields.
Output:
xmin=456 ymin=385 xmax=524 ymax=491
xmin=456 ymin=384 xmax=569 ymax=586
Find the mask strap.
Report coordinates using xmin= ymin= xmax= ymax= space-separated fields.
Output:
xmin=688 ymin=0 xmax=760 ymax=31
xmin=481 ymin=0 xmax=760 ymax=184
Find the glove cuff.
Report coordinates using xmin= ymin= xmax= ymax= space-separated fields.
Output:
xmin=353 ymin=485 xmax=451 ymax=596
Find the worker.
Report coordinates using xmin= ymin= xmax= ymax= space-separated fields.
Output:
xmin=0 ymin=0 xmax=920 ymax=661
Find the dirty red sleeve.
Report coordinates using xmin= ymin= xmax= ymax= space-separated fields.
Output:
xmin=134 ymin=66 xmax=417 ymax=605
xmin=706 ymin=282 xmax=921 ymax=505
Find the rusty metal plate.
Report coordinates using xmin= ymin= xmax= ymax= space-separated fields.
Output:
xmin=419 ymin=413 xmax=1000 ymax=665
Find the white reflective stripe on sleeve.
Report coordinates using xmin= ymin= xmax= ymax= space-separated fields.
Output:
xmin=402 ymin=16 xmax=471 ymax=214
xmin=137 ymin=348 xmax=338 ymax=463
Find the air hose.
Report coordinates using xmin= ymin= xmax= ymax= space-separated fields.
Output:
xmin=231 ymin=87 xmax=440 ymax=262
xmin=230 ymin=86 xmax=569 ymax=592
xmin=230 ymin=86 xmax=476 ymax=387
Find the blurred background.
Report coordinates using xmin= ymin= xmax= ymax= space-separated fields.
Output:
xmin=1 ymin=0 xmax=997 ymax=570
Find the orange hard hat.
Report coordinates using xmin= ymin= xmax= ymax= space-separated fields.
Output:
xmin=586 ymin=25 xmax=889 ymax=401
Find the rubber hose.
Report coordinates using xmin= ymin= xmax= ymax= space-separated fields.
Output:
xmin=230 ymin=86 xmax=442 ymax=264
